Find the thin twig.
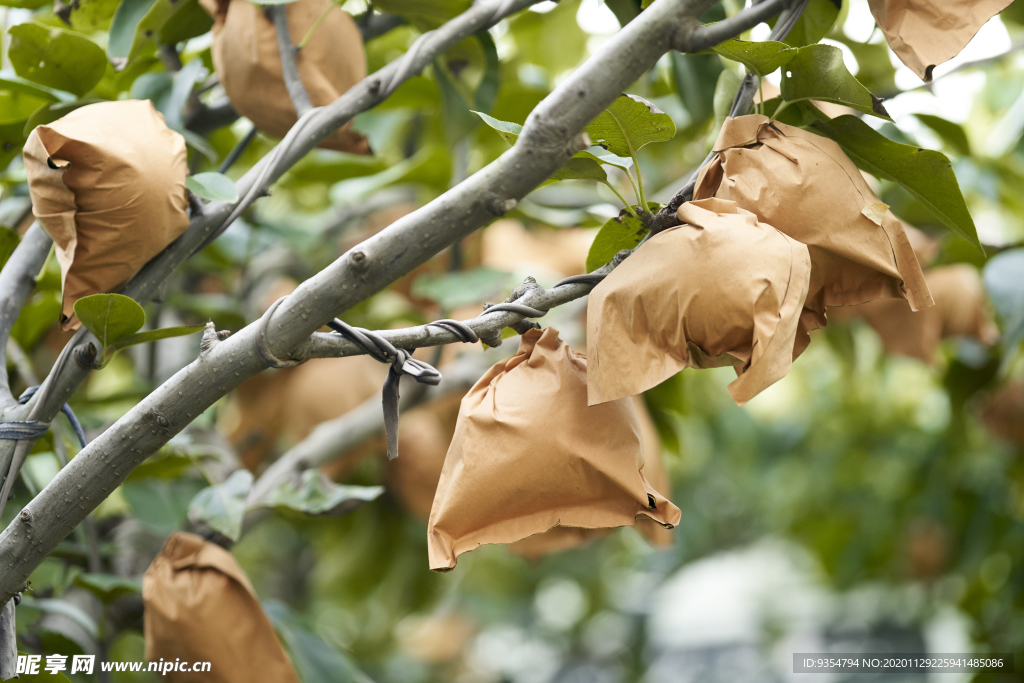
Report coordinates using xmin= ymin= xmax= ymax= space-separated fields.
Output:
xmin=268 ymin=6 xmax=313 ymax=117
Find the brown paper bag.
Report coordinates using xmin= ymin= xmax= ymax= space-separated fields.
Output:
xmin=868 ymin=0 xmax=1013 ymax=80
xmin=427 ymin=327 xmax=680 ymax=571
xmin=694 ymin=114 xmax=932 ymax=346
xmin=586 ymin=198 xmax=812 ymax=407
xmin=143 ymin=532 xmax=300 ymax=683
xmin=834 ymin=264 xmax=997 ymax=364
xmin=199 ymin=0 xmax=369 ymax=153
xmin=23 ymin=100 xmax=189 ymax=330
xmin=508 ymin=394 xmax=675 ymax=558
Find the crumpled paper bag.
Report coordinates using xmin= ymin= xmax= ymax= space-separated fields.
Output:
xmin=587 ymin=197 xmax=812 ymax=407
xmin=427 ymin=327 xmax=680 ymax=571
xmin=868 ymin=0 xmax=1013 ymax=81
xmin=143 ymin=532 xmax=300 ymax=683
xmin=199 ymin=0 xmax=369 ymax=153
xmin=834 ymin=264 xmax=998 ymax=364
xmin=23 ymin=100 xmax=189 ymax=330
xmin=694 ymin=114 xmax=932 ymax=345
xmin=509 ymin=395 xmax=674 ymax=558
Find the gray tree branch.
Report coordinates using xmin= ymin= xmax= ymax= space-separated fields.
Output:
xmin=0 ymin=224 xmax=51 ymax=408
xmin=268 ymin=5 xmax=313 ymax=117
xmin=0 ymin=0 xmax=792 ymax=602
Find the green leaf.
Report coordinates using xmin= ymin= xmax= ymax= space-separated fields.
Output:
xmin=69 ymin=0 xmax=122 ymax=33
xmin=159 ymin=0 xmax=214 ymax=43
xmin=712 ymin=39 xmax=795 ymax=77
xmin=671 ymin=52 xmax=722 ymax=125
xmin=780 ymin=44 xmax=890 ymax=120
xmin=585 ymin=208 xmax=654 ymax=273
xmin=474 ymin=111 xmax=522 ymax=145
xmin=913 ymin=113 xmax=972 ymax=156
xmin=186 ymin=172 xmax=238 ymax=202
xmin=7 ymin=23 xmax=107 ymax=97
xmin=434 ymin=59 xmax=479 ymax=144
xmin=187 ymin=470 xmax=253 ymax=542
xmin=411 ymin=267 xmax=514 ymax=309
xmin=264 ymin=601 xmax=373 ymax=683
xmin=0 ymin=227 xmax=19 ymax=270
xmin=585 ymin=93 xmax=676 ymax=158
xmin=0 ymin=0 xmax=50 ymax=8
xmin=548 ymin=155 xmax=608 ymax=183
xmin=108 ymin=0 xmax=157 ymax=59
xmin=371 ymin=0 xmax=470 ymax=29
xmin=255 ymin=470 xmax=383 ymax=517
xmin=770 ymin=0 xmax=840 ymax=47
xmin=474 ymin=30 xmax=501 ymax=113
xmin=805 ymin=114 xmax=981 ymax=251
xmin=125 ymin=442 xmax=215 ymax=480
xmin=983 ymin=249 xmax=1024 ymax=353
xmin=112 ymin=324 xmax=205 ymax=350
xmin=12 ymin=291 xmax=61 ymax=350
xmin=73 ymin=293 xmax=147 ymax=350
xmin=122 ymin=478 xmax=205 ymax=533
xmin=73 ymin=573 xmax=143 ymax=602
xmin=712 ymin=68 xmax=743 ymax=131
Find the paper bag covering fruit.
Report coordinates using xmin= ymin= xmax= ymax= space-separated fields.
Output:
xmin=23 ymin=100 xmax=189 ymax=331
xmin=198 ymin=0 xmax=370 ymax=153
xmin=143 ymin=532 xmax=300 ymax=683
xmin=586 ymin=198 xmax=812 ymax=408
xmin=694 ymin=114 xmax=932 ymax=349
xmin=391 ymin=393 xmax=675 ymax=559
xmin=868 ymin=0 xmax=1014 ymax=81
xmin=832 ymin=264 xmax=998 ymax=364
xmin=427 ymin=327 xmax=680 ymax=571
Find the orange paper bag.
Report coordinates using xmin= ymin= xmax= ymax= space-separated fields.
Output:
xmin=23 ymin=100 xmax=189 ymax=330
xmin=427 ymin=328 xmax=679 ymax=571
xmin=694 ymin=114 xmax=932 ymax=343
xmin=587 ymin=198 xmax=812 ymax=407
xmin=199 ymin=0 xmax=369 ymax=153
xmin=868 ymin=0 xmax=1014 ymax=80
xmin=508 ymin=395 xmax=675 ymax=558
xmin=143 ymin=532 xmax=300 ymax=683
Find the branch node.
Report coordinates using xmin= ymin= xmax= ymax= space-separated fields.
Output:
xmin=199 ymin=322 xmax=220 ymax=357
xmin=18 ymin=509 xmax=31 ymax=526
xmin=73 ymin=343 xmax=98 ymax=369
xmin=487 ymin=196 xmax=518 ymax=216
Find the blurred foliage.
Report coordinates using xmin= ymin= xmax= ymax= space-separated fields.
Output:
xmin=0 ymin=0 xmax=1023 ymax=681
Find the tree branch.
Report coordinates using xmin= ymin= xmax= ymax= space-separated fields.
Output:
xmin=33 ymin=0 xmax=546 ymax=447
xmin=357 ymin=11 xmax=407 ymax=42
xmin=296 ymin=274 xmax=601 ymax=361
xmin=0 ymin=224 xmax=51 ymax=408
xmin=0 ymin=0 xmax=791 ymax=601
xmin=267 ymin=6 xmax=313 ymax=117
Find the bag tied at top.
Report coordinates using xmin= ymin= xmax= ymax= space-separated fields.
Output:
xmin=23 ymin=100 xmax=189 ymax=330
xmin=427 ymin=327 xmax=680 ymax=571
xmin=199 ymin=0 xmax=370 ymax=153
xmin=695 ymin=114 xmax=932 ymax=348
xmin=587 ymin=198 xmax=812 ymax=407
xmin=143 ymin=532 xmax=300 ymax=683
